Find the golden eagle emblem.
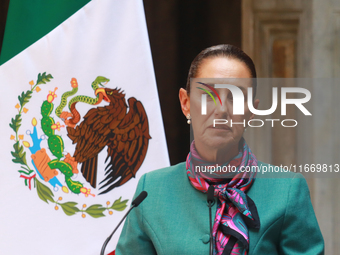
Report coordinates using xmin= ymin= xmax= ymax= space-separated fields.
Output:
xmin=59 ymin=76 xmax=151 ymax=194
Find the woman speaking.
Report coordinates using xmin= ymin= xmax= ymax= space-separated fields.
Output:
xmin=115 ymin=45 xmax=324 ymax=254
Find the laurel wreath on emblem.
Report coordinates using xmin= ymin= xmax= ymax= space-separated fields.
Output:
xmin=9 ymin=72 xmax=129 ymax=218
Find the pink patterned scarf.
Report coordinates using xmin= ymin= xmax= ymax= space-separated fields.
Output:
xmin=186 ymin=138 xmax=260 ymax=255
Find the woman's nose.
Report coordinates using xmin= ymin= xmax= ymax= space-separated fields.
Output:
xmin=215 ymin=95 xmax=229 ymax=118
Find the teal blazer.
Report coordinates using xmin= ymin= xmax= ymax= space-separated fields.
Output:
xmin=116 ymin=162 xmax=324 ymax=254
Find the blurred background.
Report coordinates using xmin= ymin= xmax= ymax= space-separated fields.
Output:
xmin=1 ymin=0 xmax=339 ymax=253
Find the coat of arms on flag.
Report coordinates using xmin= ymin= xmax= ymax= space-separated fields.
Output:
xmin=9 ymin=72 xmax=151 ymax=218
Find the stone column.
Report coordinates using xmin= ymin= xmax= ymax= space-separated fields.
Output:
xmin=242 ymin=0 xmax=340 ymax=253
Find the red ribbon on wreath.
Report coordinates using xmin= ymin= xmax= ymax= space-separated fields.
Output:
xmin=20 ymin=174 xmax=36 ymax=190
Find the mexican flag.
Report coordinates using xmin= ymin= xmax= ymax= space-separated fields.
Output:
xmin=0 ymin=0 xmax=169 ymax=254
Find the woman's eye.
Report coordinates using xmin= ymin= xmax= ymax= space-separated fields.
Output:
xmin=206 ymin=93 xmax=216 ymax=99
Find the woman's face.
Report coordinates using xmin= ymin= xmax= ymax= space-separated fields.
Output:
xmin=180 ymin=56 xmax=259 ymax=161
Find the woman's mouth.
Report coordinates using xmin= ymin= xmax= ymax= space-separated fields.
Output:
xmin=208 ymin=124 xmax=231 ymax=131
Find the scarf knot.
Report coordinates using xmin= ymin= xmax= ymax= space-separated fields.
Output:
xmin=186 ymin=138 xmax=260 ymax=255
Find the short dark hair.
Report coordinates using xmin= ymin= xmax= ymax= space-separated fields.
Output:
xmin=186 ymin=44 xmax=257 ymax=98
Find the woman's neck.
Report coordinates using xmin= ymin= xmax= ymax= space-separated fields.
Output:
xmin=194 ymin=140 xmax=239 ymax=164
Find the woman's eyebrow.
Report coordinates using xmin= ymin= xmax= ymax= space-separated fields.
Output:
xmin=238 ymin=86 xmax=247 ymax=93
xmin=196 ymin=82 xmax=248 ymax=94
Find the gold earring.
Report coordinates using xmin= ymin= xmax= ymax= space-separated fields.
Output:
xmin=186 ymin=114 xmax=191 ymax=124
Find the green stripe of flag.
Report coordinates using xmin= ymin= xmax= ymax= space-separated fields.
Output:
xmin=0 ymin=0 xmax=91 ymax=65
